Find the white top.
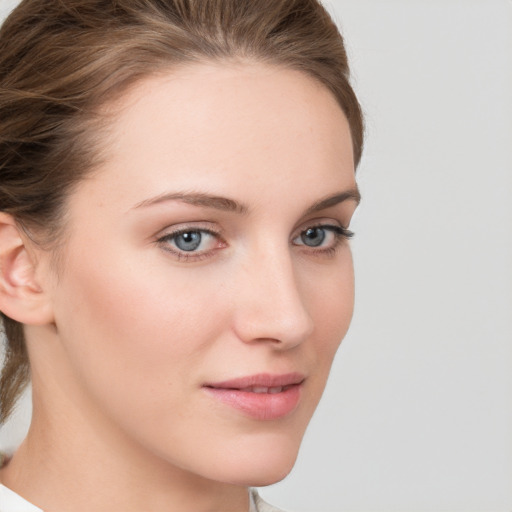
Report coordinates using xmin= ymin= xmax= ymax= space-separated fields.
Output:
xmin=0 ymin=484 xmax=43 ymax=512
xmin=0 ymin=484 xmax=283 ymax=512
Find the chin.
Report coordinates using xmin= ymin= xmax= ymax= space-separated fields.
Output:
xmin=244 ymin=465 xmax=295 ymax=488
xmin=211 ymin=430 xmax=304 ymax=487
xmin=224 ymin=457 xmax=298 ymax=488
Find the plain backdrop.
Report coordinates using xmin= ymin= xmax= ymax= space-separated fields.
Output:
xmin=1 ymin=1 xmax=511 ymax=511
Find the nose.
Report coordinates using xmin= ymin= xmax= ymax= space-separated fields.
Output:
xmin=230 ymin=245 xmax=314 ymax=350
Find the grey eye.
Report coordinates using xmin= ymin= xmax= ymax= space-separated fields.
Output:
xmin=174 ymin=231 xmax=202 ymax=251
xmin=300 ymin=227 xmax=326 ymax=247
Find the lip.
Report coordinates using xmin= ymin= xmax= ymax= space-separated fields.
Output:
xmin=203 ymin=372 xmax=305 ymax=421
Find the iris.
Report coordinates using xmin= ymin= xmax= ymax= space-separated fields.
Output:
xmin=301 ymin=227 xmax=326 ymax=247
xmin=174 ymin=231 xmax=202 ymax=251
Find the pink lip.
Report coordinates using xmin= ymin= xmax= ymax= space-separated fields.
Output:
xmin=203 ymin=373 xmax=305 ymax=421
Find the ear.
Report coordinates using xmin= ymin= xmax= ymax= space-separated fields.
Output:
xmin=0 ymin=213 xmax=54 ymax=325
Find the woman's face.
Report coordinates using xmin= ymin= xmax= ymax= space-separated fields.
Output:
xmin=38 ymin=62 xmax=358 ymax=486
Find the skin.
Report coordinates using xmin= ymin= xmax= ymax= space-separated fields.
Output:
xmin=0 ymin=62 xmax=359 ymax=512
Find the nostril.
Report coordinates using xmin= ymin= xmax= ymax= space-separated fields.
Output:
xmin=233 ymin=305 xmax=313 ymax=349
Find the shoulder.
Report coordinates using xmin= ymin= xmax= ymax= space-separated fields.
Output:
xmin=250 ymin=488 xmax=289 ymax=512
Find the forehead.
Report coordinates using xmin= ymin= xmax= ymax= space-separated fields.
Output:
xmin=79 ymin=62 xmax=356 ymax=213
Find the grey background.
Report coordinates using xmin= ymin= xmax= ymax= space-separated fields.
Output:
xmin=1 ymin=1 xmax=511 ymax=510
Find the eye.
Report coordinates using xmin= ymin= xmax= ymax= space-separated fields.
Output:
xmin=157 ymin=227 xmax=224 ymax=260
xmin=293 ymin=224 xmax=353 ymax=251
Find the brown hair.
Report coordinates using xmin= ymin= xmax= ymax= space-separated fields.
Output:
xmin=0 ymin=0 xmax=364 ymax=423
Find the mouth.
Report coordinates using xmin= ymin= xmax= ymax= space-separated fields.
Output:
xmin=202 ymin=373 xmax=305 ymax=420
xmin=233 ymin=384 xmax=296 ymax=394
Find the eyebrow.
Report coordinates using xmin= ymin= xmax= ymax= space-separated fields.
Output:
xmin=132 ymin=186 xmax=360 ymax=215
xmin=303 ymin=187 xmax=361 ymax=216
xmin=133 ymin=192 xmax=249 ymax=214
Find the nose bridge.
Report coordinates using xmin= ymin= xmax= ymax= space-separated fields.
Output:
xmin=233 ymin=241 xmax=314 ymax=347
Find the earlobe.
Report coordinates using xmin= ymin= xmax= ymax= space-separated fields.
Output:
xmin=0 ymin=213 xmax=54 ymax=325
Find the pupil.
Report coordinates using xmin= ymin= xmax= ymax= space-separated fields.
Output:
xmin=175 ymin=231 xmax=201 ymax=251
xmin=302 ymin=227 xmax=325 ymax=247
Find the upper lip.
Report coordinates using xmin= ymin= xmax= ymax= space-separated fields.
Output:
xmin=204 ymin=372 xmax=305 ymax=390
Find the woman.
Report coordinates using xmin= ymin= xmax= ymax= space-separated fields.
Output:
xmin=0 ymin=1 xmax=363 ymax=510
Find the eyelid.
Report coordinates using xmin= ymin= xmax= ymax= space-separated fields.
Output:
xmin=293 ymin=224 xmax=354 ymax=242
xmin=155 ymin=221 xmax=222 ymax=239
xmin=293 ymin=217 xmax=353 ymax=239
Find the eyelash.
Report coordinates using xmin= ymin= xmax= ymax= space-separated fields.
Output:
xmin=156 ymin=224 xmax=354 ymax=262
xmin=156 ymin=227 xmax=223 ymax=262
xmin=296 ymin=224 xmax=354 ymax=257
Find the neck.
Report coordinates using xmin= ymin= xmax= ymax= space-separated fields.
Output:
xmin=0 ymin=369 xmax=249 ymax=512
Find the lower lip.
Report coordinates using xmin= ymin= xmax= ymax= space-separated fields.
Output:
xmin=203 ymin=384 xmax=302 ymax=420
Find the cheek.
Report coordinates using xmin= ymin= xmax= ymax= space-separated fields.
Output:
xmin=297 ymin=248 xmax=354 ymax=405
xmin=51 ymin=246 xmax=229 ymax=422
xmin=306 ymin=248 xmax=355 ymax=353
